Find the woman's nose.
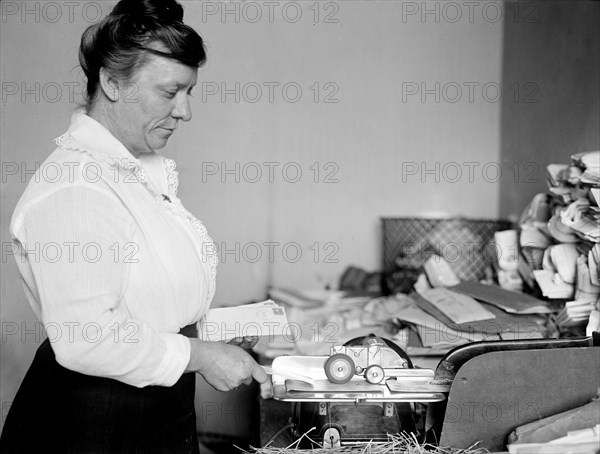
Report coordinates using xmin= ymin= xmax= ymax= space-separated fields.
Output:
xmin=172 ymin=95 xmax=192 ymax=122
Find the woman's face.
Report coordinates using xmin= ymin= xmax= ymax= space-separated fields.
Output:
xmin=112 ymin=53 xmax=198 ymax=155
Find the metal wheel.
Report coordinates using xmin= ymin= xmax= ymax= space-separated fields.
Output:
xmin=323 ymin=427 xmax=341 ymax=448
xmin=324 ymin=354 xmax=355 ymax=384
xmin=365 ymin=364 xmax=385 ymax=384
xmin=344 ymin=334 xmax=414 ymax=368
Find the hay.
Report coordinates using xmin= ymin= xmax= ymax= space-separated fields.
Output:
xmin=237 ymin=429 xmax=488 ymax=454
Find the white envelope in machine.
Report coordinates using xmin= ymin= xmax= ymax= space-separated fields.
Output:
xmin=198 ymin=300 xmax=289 ymax=342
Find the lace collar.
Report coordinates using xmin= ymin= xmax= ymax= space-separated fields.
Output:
xmin=55 ymin=111 xmax=142 ymax=169
xmin=54 ymin=111 xmax=218 ymax=302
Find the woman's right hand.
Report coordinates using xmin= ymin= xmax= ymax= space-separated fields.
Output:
xmin=186 ymin=339 xmax=267 ymax=391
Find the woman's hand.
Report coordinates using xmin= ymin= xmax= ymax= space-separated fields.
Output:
xmin=186 ymin=339 xmax=267 ymax=391
xmin=227 ymin=336 xmax=259 ymax=349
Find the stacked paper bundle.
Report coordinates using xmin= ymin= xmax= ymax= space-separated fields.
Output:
xmin=494 ymin=229 xmax=524 ymax=291
xmin=197 ymin=299 xmax=289 ymax=342
xmin=518 ymin=151 xmax=600 ymax=334
xmin=392 ymin=282 xmax=551 ymax=354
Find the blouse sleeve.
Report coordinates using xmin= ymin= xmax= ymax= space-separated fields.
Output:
xmin=15 ymin=185 xmax=191 ymax=388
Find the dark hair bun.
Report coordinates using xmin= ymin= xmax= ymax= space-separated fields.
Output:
xmin=111 ymin=0 xmax=184 ymax=24
xmin=79 ymin=0 xmax=205 ymax=106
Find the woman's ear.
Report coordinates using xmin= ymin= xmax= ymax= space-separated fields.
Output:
xmin=98 ymin=68 xmax=120 ymax=102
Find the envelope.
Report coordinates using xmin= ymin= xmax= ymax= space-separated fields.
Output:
xmin=417 ymin=288 xmax=496 ymax=324
xmin=198 ymin=299 xmax=289 ymax=342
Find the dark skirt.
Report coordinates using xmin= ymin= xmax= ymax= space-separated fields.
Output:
xmin=0 ymin=339 xmax=199 ymax=454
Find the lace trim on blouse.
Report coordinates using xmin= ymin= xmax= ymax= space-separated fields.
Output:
xmin=54 ymin=133 xmax=218 ymax=303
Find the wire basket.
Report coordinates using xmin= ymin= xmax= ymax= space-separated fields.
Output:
xmin=382 ymin=217 xmax=513 ymax=293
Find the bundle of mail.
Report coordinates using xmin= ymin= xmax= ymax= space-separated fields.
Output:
xmin=392 ymin=283 xmax=550 ymax=354
xmin=198 ymin=299 xmax=289 ymax=342
xmin=518 ymin=151 xmax=600 ymax=335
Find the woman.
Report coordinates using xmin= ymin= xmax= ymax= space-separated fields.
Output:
xmin=0 ymin=0 xmax=266 ymax=452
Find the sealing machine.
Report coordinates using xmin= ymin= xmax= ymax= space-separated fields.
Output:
xmin=268 ymin=333 xmax=600 ymax=451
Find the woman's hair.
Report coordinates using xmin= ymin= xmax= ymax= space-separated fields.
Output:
xmin=79 ymin=0 xmax=206 ymax=105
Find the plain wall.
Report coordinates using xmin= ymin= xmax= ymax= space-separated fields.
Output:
xmin=190 ymin=1 xmax=505 ymax=295
xmin=1 ymin=0 xmax=505 ymax=435
xmin=499 ymin=1 xmax=600 ymax=220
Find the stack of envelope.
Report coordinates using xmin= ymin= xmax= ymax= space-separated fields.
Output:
xmin=556 ymin=300 xmax=596 ymax=328
xmin=547 ymin=164 xmax=580 ymax=204
xmin=494 ymin=229 xmax=524 ymax=291
xmin=527 ymin=152 xmax=599 ymax=298
xmin=573 ymin=151 xmax=600 ymax=185
xmin=560 ymin=198 xmax=600 ymax=242
xmin=198 ymin=299 xmax=289 ymax=342
xmin=394 ymin=286 xmax=548 ymax=353
xmin=518 ymin=152 xmax=600 ymax=336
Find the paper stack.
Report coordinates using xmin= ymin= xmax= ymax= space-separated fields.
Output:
xmin=494 ymin=229 xmax=524 ymax=291
xmin=574 ymin=151 xmax=600 ymax=185
xmin=508 ymin=424 xmax=600 ymax=454
xmin=522 ymin=152 xmax=600 ymax=314
xmin=198 ymin=299 xmax=289 ymax=342
xmin=556 ymin=301 xmax=596 ymax=328
xmin=416 ymin=287 xmax=496 ymax=324
xmin=394 ymin=305 xmax=500 ymax=349
xmin=533 ymin=270 xmax=575 ymax=299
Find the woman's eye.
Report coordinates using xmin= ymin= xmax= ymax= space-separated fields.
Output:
xmin=164 ymin=90 xmax=177 ymax=98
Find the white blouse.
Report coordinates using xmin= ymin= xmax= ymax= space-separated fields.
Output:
xmin=10 ymin=112 xmax=218 ymax=388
